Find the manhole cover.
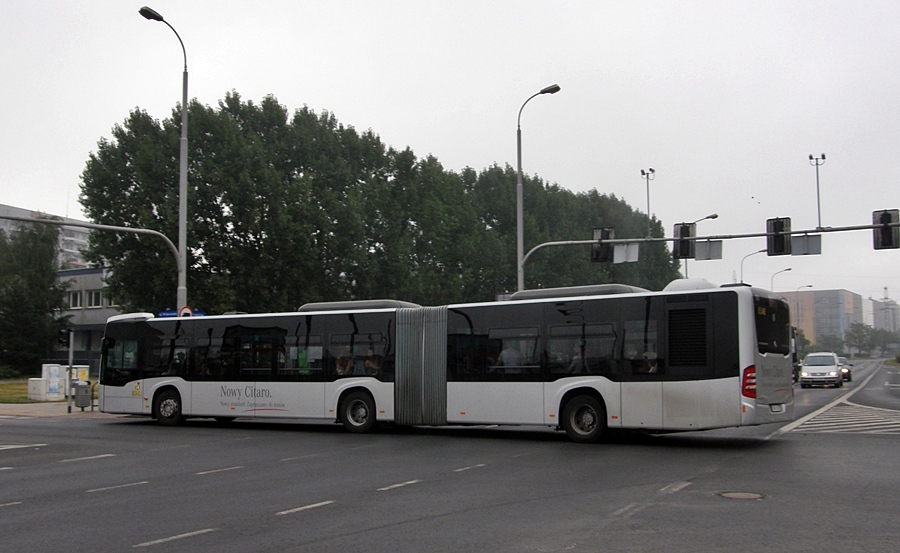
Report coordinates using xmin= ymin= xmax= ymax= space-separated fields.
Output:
xmin=718 ymin=492 xmax=765 ymax=500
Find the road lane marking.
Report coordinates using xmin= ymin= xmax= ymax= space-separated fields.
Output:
xmin=788 ymin=403 xmax=900 ymax=434
xmin=611 ymin=503 xmax=646 ymax=518
xmin=659 ymin=481 xmax=691 ymax=494
xmin=87 ymin=481 xmax=149 ymax=493
xmin=771 ymin=368 xmax=887 ymax=438
xmin=453 ymin=464 xmax=486 ymax=472
xmin=280 ymin=454 xmax=320 ymax=462
xmin=59 ymin=454 xmax=115 ymax=463
xmin=0 ymin=502 xmax=22 ymax=508
xmin=132 ymin=528 xmax=217 ymax=548
xmin=377 ymin=479 xmax=422 ymax=491
xmin=196 ymin=466 xmax=243 ymax=475
xmin=0 ymin=443 xmax=47 ymax=450
xmin=275 ymin=500 xmax=335 ymax=516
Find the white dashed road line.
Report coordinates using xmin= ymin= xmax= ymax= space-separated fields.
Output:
xmin=377 ymin=479 xmax=422 ymax=491
xmin=453 ymin=464 xmax=486 ymax=472
xmin=275 ymin=500 xmax=335 ymax=516
xmin=87 ymin=481 xmax=149 ymax=493
xmin=132 ymin=528 xmax=218 ymax=548
xmin=195 ymin=466 xmax=243 ymax=475
xmin=59 ymin=454 xmax=115 ymax=463
xmin=659 ymin=481 xmax=691 ymax=494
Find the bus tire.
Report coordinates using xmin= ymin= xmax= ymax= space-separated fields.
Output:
xmin=562 ymin=395 xmax=606 ymax=443
xmin=341 ymin=391 xmax=376 ymax=433
xmin=154 ymin=390 xmax=184 ymax=427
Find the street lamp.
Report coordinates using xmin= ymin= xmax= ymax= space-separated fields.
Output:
xmin=140 ymin=6 xmax=189 ymax=311
xmin=640 ymin=168 xmax=655 ymax=237
xmin=683 ymin=213 xmax=718 ymax=278
xmin=740 ymin=248 xmax=766 ymax=284
xmin=771 ymin=267 xmax=791 ymax=291
xmin=516 ymin=83 xmax=560 ymax=291
xmin=809 ymin=153 xmax=825 ymax=230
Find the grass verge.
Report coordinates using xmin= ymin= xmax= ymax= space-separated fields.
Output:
xmin=0 ymin=379 xmax=33 ymax=403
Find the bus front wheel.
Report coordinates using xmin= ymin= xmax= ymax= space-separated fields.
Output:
xmin=154 ymin=390 xmax=184 ymax=427
xmin=341 ymin=391 xmax=376 ymax=433
xmin=562 ymin=395 xmax=607 ymax=443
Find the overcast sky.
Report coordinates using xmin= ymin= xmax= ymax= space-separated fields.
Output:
xmin=2 ymin=1 xmax=899 ymax=301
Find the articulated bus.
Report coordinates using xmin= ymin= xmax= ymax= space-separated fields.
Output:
xmin=99 ymin=279 xmax=794 ymax=443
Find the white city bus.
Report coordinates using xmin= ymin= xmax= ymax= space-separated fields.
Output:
xmin=99 ymin=279 xmax=794 ymax=443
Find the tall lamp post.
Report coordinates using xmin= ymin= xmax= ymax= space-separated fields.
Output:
xmin=771 ymin=267 xmax=791 ymax=291
xmin=516 ymin=83 xmax=560 ymax=291
xmin=740 ymin=248 xmax=766 ymax=284
xmin=640 ymin=168 xmax=655 ymax=237
xmin=809 ymin=153 xmax=825 ymax=230
xmin=683 ymin=213 xmax=718 ymax=278
xmin=140 ymin=6 xmax=189 ymax=311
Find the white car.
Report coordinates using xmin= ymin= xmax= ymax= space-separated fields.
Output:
xmin=799 ymin=352 xmax=843 ymax=388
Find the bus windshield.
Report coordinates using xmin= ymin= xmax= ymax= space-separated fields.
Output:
xmin=754 ymin=294 xmax=791 ymax=355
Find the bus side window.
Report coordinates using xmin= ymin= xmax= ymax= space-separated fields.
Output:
xmin=621 ymin=339 xmax=665 ymax=375
xmin=487 ymin=328 xmax=539 ymax=378
xmin=547 ymin=324 xmax=616 ymax=377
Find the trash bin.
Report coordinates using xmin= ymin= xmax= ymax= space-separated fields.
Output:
xmin=74 ymin=381 xmax=92 ymax=409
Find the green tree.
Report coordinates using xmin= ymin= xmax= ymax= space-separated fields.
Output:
xmin=816 ymin=334 xmax=845 ymax=355
xmin=0 ymin=224 xmax=69 ymax=375
xmin=872 ymin=328 xmax=899 ymax=358
xmin=80 ymin=93 xmax=682 ymax=314
xmin=844 ymin=322 xmax=873 ymax=355
xmin=794 ymin=327 xmax=811 ymax=358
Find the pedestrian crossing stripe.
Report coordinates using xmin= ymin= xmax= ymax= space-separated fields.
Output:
xmin=791 ymin=403 xmax=900 ymax=434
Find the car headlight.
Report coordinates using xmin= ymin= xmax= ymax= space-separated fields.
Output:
xmin=829 ymin=371 xmax=838 ymax=377
xmin=841 ymin=368 xmax=849 ymax=373
xmin=801 ymin=371 xmax=809 ymax=377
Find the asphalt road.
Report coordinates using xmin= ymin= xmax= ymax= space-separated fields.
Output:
xmin=1 ymin=361 xmax=897 ymax=552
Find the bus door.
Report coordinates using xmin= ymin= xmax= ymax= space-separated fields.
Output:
xmin=445 ymin=311 xmax=544 ymax=425
xmin=99 ymin=337 xmax=144 ymax=414
xmin=231 ymin=322 xmax=325 ymax=420
xmin=619 ymin=308 xmax=664 ymax=429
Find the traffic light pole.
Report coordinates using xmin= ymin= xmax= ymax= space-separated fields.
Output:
xmin=521 ymin=220 xmax=900 ymax=286
xmin=66 ymin=329 xmax=74 ymax=414
xmin=0 ymin=215 xmax=183 ymax=307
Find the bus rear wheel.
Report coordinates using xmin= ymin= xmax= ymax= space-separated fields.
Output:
xmin=341 ymin=391 xmax=376 ymax=433
xmin=562 ymin=395 xmax=606 ymax=443
xmin=154 ymin=390 xmax=184 ymax=427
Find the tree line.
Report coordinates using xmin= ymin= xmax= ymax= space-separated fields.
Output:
xmin=79 ymin=92 xmax=679 ymax=315
xmin=0 ymin=225 xmax=68 ymax=375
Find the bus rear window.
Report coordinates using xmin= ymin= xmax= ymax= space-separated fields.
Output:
xmin=754 ymin=294 xmax=791 ymax=355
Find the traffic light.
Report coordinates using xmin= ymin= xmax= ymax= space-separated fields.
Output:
xmin=591 ymin=228 xmax=614 ymax=262
xmin=873 ymin=210 xmax=900 ymax=250
xmin=766 ymin=217 xmax=792 ymax=256
xmin=672 ymin=223 xmax=696 ymax=259
xmin=57 ymin=328 xmax=70 ymax=348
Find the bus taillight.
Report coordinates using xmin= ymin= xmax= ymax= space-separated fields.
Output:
xmin=742 ymin=366 xmax=757 ymax=399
